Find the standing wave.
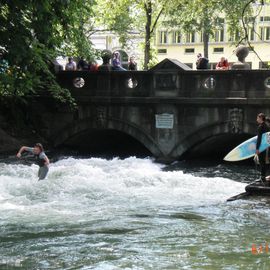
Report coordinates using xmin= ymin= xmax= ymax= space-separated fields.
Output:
xmin=0 ymin=157 xmax=245 ymax=225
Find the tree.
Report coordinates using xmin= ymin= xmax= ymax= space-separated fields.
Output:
xmin=225 ymin=0 xmax=270 ymax=66
xmin=142 ymin=0 xmax=165 ymax=69
xmin=166 ymin=0 xmax=255 ymax=58
xmin=0 ymin=0 xmax=95 ymax=102
xmin=95 ymin=0 xmax=167 ymax=70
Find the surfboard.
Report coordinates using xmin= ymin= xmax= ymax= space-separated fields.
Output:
xmin=224 ymin=132 xmax=270 ymax=162
xmin=226 ymin=192 xmax=250 ymax=202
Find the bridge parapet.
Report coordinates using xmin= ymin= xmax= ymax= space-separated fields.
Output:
xmin=57 ymin=62 xmax=270 ymax=99
xmin=32 ymin=59 xmax=270 ymax=161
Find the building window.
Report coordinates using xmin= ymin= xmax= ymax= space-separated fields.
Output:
xmin=159 ymin=31 xmax=168 ymax=44
xmin=248 ymin=28 xmax=255 ymax=41
xmin=185 ymin=32 xmax=195 ymax=43
xmin=260 ymin=27 xmax=264 ymax=39
xmin=214 ymin=29 xmax=224 ymax=42
xmin=260 ymin=16 xmax=270 ymax=22
xmin=213 ymin=18 xmax=225 ymax=42
xmin=229 ymin=31 xmax=240 ymax=42
xmin=200 ymin=32 xmax=203 ymax=43
xmin=185 ymin=48 xmax=195 ymax=53
xmin=260 ymin=27 xmax=270 ymax=40
xmin=213 ymin=47 xmax=224 ymax=53
xmin=266 ymin=27 xmax=270 ymax=40
xmin=157 ymin=49 xmax=167 ymax=54
xmin=215 ymin=18 xmax=224 ymax=25
xmin=172 ymin=31 xmax=181 ymax=44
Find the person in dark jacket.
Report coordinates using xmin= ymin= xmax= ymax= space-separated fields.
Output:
xmin=77 ymin=57 xmax=89 ymax=70
xmin=256 ymin=113 xmax=269 ymax=182
xmin=98 ymin=50 xmax=112 ymax=71
xmin=196 ymin=53 xmax=209 ymax=70
xmin=128 ymin=56 xmax=137 ymax=71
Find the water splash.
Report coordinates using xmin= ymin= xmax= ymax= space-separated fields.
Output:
xmin=0 ymin=157 xmax=268 ymax=269
xmin=0 ymin=157 xmax=245 ymax=224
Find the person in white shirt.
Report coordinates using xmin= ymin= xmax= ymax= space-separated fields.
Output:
xmin=65 ymin=57 xmax=76 ymax=71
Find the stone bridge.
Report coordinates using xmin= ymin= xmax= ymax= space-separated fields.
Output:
xmin=32 ymin=59 xmax=270 ymax=161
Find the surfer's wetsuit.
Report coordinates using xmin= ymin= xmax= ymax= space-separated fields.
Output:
xmin=25 ymin=147 xmax=49 ymax=180
xmin=256 ymin=122 xmax=269 ymax=180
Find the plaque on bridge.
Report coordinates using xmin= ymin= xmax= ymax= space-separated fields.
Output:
xmin=155 ymin=114 xmax=174 ymax=129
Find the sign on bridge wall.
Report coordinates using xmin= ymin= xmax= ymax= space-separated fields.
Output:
xmin=155 ymin=114 xmax=174 ymax=129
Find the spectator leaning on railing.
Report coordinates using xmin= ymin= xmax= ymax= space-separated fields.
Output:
xmin=216 ymin=57 xmax=229 ymax=70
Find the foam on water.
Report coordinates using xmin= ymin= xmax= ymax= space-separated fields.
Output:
xmin=0 ymin=157 xmax=245 ymax=226
xmin=1 ymin=157 xmax=269 ymax=269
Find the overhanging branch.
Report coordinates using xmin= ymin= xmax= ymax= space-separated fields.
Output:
xmin=150 ymin=7 xmax=164 ymax=34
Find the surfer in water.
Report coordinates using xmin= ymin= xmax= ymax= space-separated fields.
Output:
xmin=16 ymin=143 xmax=49 ymax=180
xmin=256 ymin=113 xmax=269 ymax=183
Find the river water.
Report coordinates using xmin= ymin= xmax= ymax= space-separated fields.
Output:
xmin=0 ymin=156 xmax=270 ymax=269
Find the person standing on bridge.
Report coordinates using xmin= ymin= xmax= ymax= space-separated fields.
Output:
xmin=128 ymin=56 xmax=137 ymax=71
xmin=77 ymin=57 xmax=89 ymax=70
xmin=65 ymin=57 xmax=76 ymax=71
xmin=256 ymin=113 xmax=269 ymax=183
xmin=196 ymin=53 xmax=209 ymax=70
xmin=216 ymin=57 xmax=229 ymax=70
xmin=112 ymin=51 xmax=126 ymax=71
xmin=16 ymin=143 xmax=50 ymax=180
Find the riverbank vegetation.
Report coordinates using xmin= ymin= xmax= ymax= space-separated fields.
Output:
xmin=0 ymin=0 xmax=94 ymax=103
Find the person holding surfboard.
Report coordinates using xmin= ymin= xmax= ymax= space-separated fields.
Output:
xmin=256 ymin=113 xmax=269 ymax=183
xmin=16 ymin=143 xmax=50 ymax=180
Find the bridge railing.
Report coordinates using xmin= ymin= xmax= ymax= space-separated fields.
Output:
xmin=56 ymin=69 xmax=270 ymax=98
xmin=57 ymin=71 xmax=152 ymax=97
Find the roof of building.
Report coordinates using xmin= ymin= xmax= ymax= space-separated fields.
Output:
xmin=149 ymin=58 xmax=192 ymax=71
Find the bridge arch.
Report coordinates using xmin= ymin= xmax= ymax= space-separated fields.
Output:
xmin=170 ymin=121 xmax=256 ymax=159
xmin=53 ymin=117 xmax=163 ymax=157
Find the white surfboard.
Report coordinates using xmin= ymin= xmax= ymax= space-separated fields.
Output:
xmin=224 ymin=132 xmax=270 ymax=162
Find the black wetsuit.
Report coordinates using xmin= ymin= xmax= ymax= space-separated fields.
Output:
xmin=256 ymin=122 xmax=269 ymax=179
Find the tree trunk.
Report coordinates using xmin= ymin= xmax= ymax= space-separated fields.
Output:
xmin=202 ymin=6 xmax=210 ymax=60
xmin=203 ymin=31 xmax=209 ymax=59
xmin=144 ymin=1 xmax=152 ymax=70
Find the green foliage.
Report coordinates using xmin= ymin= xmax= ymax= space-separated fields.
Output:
xmin=94 ymin=0 xmax=133 ymax=46
xmin=165 ymin=0 xmax=257 ymax=56
xmin=166 ymin=0 xmax=219 ymax=33
xmin=146 ymin=42 xmax=159 ymax=69
xmin=0 ymin=0 xmax=95 ymax=103
xmin=95 ymin=0 xmax=167 ymax=69
xmin=220 ymin=0 xmax=253 ymax=43
xmin=94 ymin=0 xmax=262 ymax=67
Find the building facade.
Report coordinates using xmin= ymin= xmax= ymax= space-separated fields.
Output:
xmin=155 ymin=3 xmax=270 ymax=69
